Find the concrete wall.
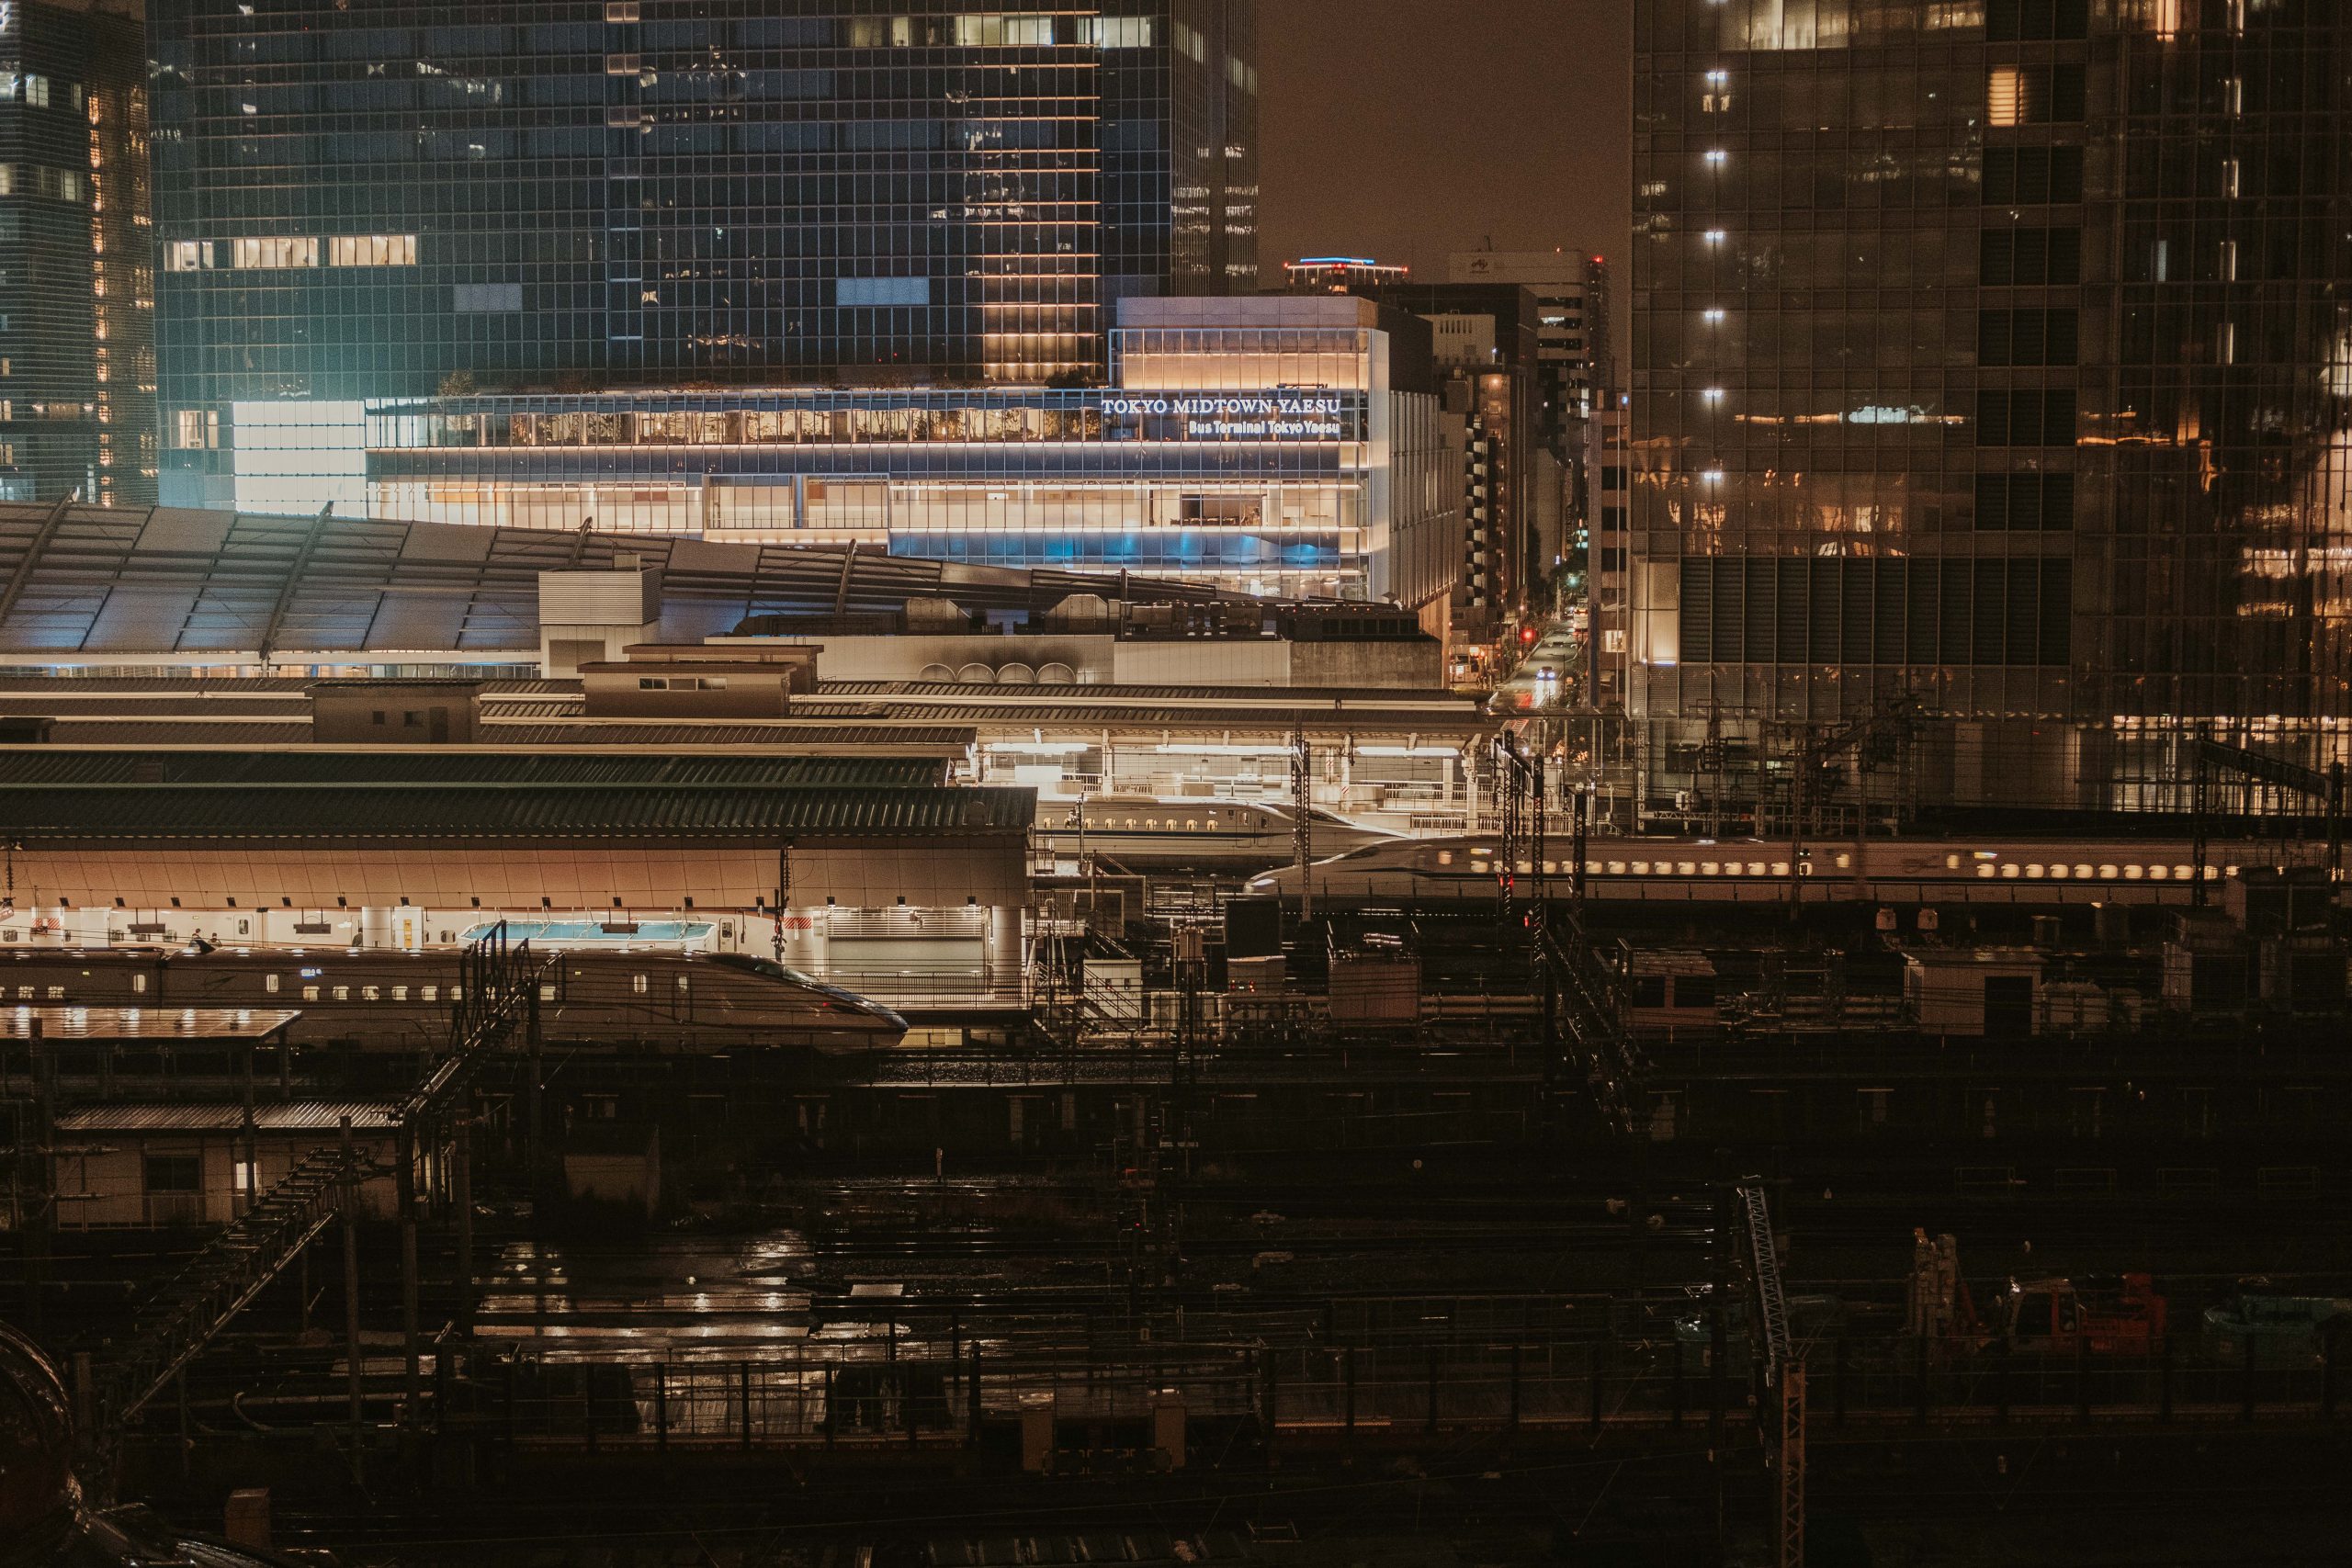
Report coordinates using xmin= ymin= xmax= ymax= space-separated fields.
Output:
xmin=1288 ymin=639 xmax=1443 ymax=689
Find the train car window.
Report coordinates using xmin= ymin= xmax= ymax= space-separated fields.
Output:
xmin=1999 ymin=864 xmax=2020 ymax=879
xmin=538 ymin=984 xmax=557 ymax=1001
xmin=265 ymin=974 xmax=280 ymax=993
xmin=362 ymin=986 xmax=380 ymax=1001
xmin=2097 ymin=863 xmax=2119 ymax=879
xmin=1186 ymin=819 xmax=1198 ymax=830
xmin=2174 ymin=864 xmax=2195 ymax=882
xmin=131 ymin=974 xmax=148 ymax=994
xmin=1945 ymin=854 xmax=1962 ymax=870
xmin=2073 ymin=864 xmax=2091 ymax=879
xmin=1770 ymin=862 xmax=1790 ymax=876
xmin=1677 ymin=861 xmax=1695 ymax=876
xmin=2025 ymin=864 xmax=2045 ymax=878
xmin=2122 ymin=865 xmax=2144 ymax=880
xmin=675 ymin=975 xmax=689 ymax=992
xmin=2147 ymin=864 xmax=2168 ymax=880
xmin=1976 ymin=864 xmax=1996 ymax=878
xmin=632 ymin=974 xmax=649 ymax=995
xmin=46 ymin=985 xmax=63 ymax=999
xmin=449 ymin=986 xmax=462 ymax=1002
xmin=2043 ymin=864 xmax=2064 ymax=879
xmin=1586 ymin=860 xmax=1602 ymax=876
xmin=302 ymin=986 xmax=321 ymax=1001
xmin=392 ymin=986 xmax=408 ymax=1001
xmin=422 ymin=986 xmax=437 ymax=1002
xmin=15 ymin=987 xmax=28 ymax=999
xmin=1437 ymin=851 xmax=1453 ymax=865
xmin=1544 ymin=860 xmax=1558 ymax=875
xmin=333 ymin=986 xmax=350 ymax=1001
xmin=1835 ymin=853 xmax=1851 ymax=870
xmin=1631 ymin=861 xmax=1650 ymax=875
xmin=1606 ymin=861 xmax=1625 ymax=875
xmin=1701 ymin=863 xmax=1719 ymax=876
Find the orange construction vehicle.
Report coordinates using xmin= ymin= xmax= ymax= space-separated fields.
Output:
xmin=1907 ymin=1231 xmax=2168 ymax=1356
xmin=1988 ymin=1273 xmax=2169 ymax=1356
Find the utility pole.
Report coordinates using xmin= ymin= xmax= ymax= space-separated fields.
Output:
xmin=1291 ymin=722 xmax=1314 ymax=922
xmin=1700 ymin=702 xmax=1726 ymax=840
xmin=773 ymin=841 xmax=792 ymax=963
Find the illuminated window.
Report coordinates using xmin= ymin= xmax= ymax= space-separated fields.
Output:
xmin=632 ymin=973 xmax=649 ymax=995
xmin=227 ymin=235 xmax=318 ymax=269
xmin=951 ymin=14 xmax=1057 ymax=46
xmin=1083 ymin=17 xmax=1154 ymax=47
xmin=264 ymin=974 xmax=280 ymax=992
xmin=1988 ymin=67 xmax=2028 ymax=126
xmin=175 ymin=409 xmax=219 ymax=449
xmin=328 ymin=234 xmax=417 ymax=267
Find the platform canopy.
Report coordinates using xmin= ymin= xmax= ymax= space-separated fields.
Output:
xmin=0 ymin=499 xmax=1248 ymax=663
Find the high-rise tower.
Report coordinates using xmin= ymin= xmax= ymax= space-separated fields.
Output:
xmin=151 ymin=1 xmax=1257 ymax=508
xmin=1630 ymin=0 xmax=2351 ymax=818
xmin=0 ymin=0 xmax=153 ymax=505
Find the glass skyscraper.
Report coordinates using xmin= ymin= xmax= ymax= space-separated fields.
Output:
xmin=151 ymin=0 xmax=1257 ymax=508
xmin=1628 ymin=0 xmax=2350 ymax=818
xmin=0 ymin=0 xmax=154 ymax=505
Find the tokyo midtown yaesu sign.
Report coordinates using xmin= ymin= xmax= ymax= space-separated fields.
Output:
xmin=1102 ymin=394 xmax=1350 ymax=441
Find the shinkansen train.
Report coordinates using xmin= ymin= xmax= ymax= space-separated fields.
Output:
xmin=1249 ymin=835 xmax=2312 ymax=905
xmin=1030 ymin=795 xmax=1398 ymax=868
xmin=2 ymin=946 xmax=907 ymax=1055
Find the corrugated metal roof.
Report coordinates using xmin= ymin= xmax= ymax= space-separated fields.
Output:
xmin=813 ymin=679 xmax=1479 ymax=709
xmin=0 ymin=783 xmax=1035 ymax=843
xmin=37 ymin=722 xmax=310 ymax=746
xmin=2 ymin=1008 xmax=302 ymax=1041
xmin=0 ymin=750 xmax=945 ymax=790
xmin=55 ymin=1100 xmax=401 ymax=1134
xmin=477 ymin=722 xmax=977 ymax=751
xmin=789 ymin=702 xmax=1496 ymax=729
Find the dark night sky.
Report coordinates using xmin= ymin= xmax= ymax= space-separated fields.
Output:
xmin=1258 ymin=0 xmax=1632 ymax=332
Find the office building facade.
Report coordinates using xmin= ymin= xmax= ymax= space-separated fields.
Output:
xmin=152 ymin=0 xmax=1258 ymax=509
xmin=1447 ymin=250 xmax=1610 ymax=458
xmin=1629 ymin=0 xmax=2352 ymax=818
xmin=221 ymin=296 xmax=1459 ymax=608
xmin=0 ymin=0 xmax=153 ymax=505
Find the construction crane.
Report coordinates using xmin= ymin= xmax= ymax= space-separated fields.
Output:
xmin=1735 ymin=1184 xmax=1804 ymax=1568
